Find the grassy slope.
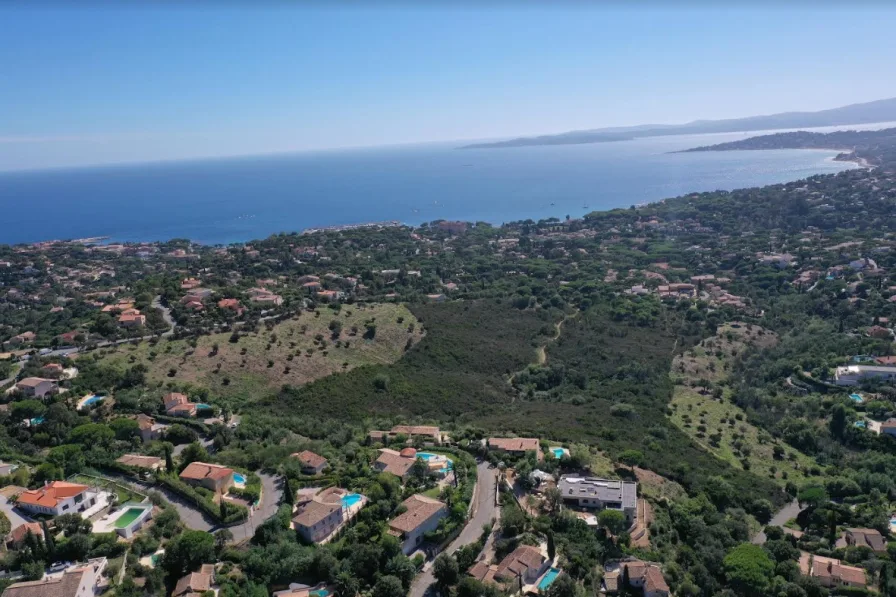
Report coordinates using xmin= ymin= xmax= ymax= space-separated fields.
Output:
xmin=668 ymin=323 xmax=820 ymax=487
xmin=263 ymin=300 xmax=554 ymax=420
xmin=89 ymin=303 xmax=421 ymax=400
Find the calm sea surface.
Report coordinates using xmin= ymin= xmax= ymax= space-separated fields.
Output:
xmin=0 ymin=130 xmax=859 ymax=245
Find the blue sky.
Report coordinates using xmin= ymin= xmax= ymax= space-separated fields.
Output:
xmin=2 ymin=4 xmax=896 ymax=171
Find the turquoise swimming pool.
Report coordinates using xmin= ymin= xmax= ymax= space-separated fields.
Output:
xmin=84 ymin=395 xmax=104 ymax=406
xmin=849 ymin=393 xmax=864 ymax=403
xmin=342 ymin=493 xmax=363 ymax=508
xmin=855 ymin=421 xmax=867 ymax=428
xmin=418 ymin=452 xmax=453 ymax=473
xmin=233 ymin=473 xmax=246 ymax=484
xmin=538 ymin=568 xmax=561 ymax=590
xmin=310 ymin=590 xmax=329 ymax=597
xmin=195 ymin=403 xmax=212 ymax=409
xmin=551 ymin=447 xmax=566 ymax=459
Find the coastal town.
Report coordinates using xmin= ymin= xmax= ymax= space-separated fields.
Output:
xmin=1 ymin=131 xmax=896 ymax=597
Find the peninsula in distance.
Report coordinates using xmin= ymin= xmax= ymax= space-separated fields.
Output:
xmin=460 ymin=96 xmax=896 ymax=149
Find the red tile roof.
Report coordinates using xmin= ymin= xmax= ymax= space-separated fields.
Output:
xmin=18 ymin=481 xmax=89 ymax=509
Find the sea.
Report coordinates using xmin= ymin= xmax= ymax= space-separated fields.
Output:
xmin=1 ymin=124 xmax=887 ymax=246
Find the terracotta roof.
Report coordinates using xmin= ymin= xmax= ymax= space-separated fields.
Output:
xmin=16 ymin=377 xmax=54 ymax=388
xmin=495 ymin=545 xmax=545 ymax=580
xmin=845 ymin=528 xmax=887 ymax=552
xmin=489 ymin=437 xmax=540 ymax=452
xmin=468 ymin=562 xmax=499 ymax=585
xmin=218 ymin=298 xmax=242 ymax=309
xmin=292 ymin=499 xmax=341 ymax=528
xmin=391 ymin=424 xmax=440 ymax=437
xmin=388 ymin=494 xmax=446 ymax=533
xmin=644 ymin=565 xmax=669 ymax=593
xmin=116 ymin=454 xmax=162 ymax=469
xmin=172 ymin=569 xmax=212 ymax=596
xmin=17 ymin=481 xmax=89 ymax=509
xmin=163 ymin=392 xmax=189 ymax=409
xmin=135 ymin=414 xmax=155 ymax=430
xmin=8 ymin=522 xmax=44 ymax=545
xmin=167 ymin=403 xmax=197 ymax=415
xmin=292 ymin=450 xmax=328 ymax=469
xmin=1 ymin=569 xmax=86 ymax=597
xmin=375 ymin=448 xmax=416 ymax=478
xmin=180 ymin=462 xmax=233 ymax=482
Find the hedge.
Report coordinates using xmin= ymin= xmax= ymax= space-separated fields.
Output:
xmin=155 ymin=473 xmax=248 ymax=524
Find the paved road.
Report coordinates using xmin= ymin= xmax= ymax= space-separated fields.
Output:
xmin=0 ymin=496 xmax=34 ymax=529
xmin=752 ymin=499 xmax=801 ymax=544
xmin=173 ymin=436 xmax=214 ymax=457
xmin=0 ymin=361 xmax=24 ymax=388
xmin=409 ymin=461 xmax=500 ymax=597
xmin=226 ymin=473 xmax=282 ymax=543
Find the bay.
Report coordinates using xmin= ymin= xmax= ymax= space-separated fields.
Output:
xmin=0 ymin=129 xmax=861 ymax=245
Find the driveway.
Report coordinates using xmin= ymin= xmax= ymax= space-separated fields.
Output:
xmin=752 ymin=499 xmax=801 ymax=544
xmin=409 ymin=461 xmax=500 ymax=597
xmin=0 ymin=495 xmax=34 ymax=529
xmin=224 ymin=473 xmax=282 ymax=543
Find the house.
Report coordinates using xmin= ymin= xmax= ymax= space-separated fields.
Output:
xmin=493 ymin=545 xmax=548 ymax=585
xmin=273 ymin=582 xmax=330 ymax=597
xmin=116 ymin=454 xmax=163 ymax=471
xmin=603 ymin=560 xmax=669 ymax=597
xmin=181 ymin=278 xmax=202 ymax=290
xmin=217 ymin=298 xmax=245 ymax=316
xmin=17 ymin=481 xmax=96 ymax=517
xmin=118 ymin=312 xmax=146 ymax=327
xmin=136 ymin=414 xmax=164 ymax=442
xmin=183 ymin=288 xmax=213 ymax=300
xmin=487 ymin=437 xmax=541 ymax=459
xmin=179 ymin=462 xmax=234 ymax=494
xmin=368 ymin=425 xmax=443 ymax=445
xmin=172 ymin=564 xmax=215 ymax=597
xmin=867 ymin=325 xmax=893 ymax=339
xmin=163 ymin=392 xmax=198 ymax=417
xmin=387 ymin=494 xmax=448 ymax=555
xmin=4 ymin=331 xmax=35 ymax=347
xmin=834 ymin=365 xmax=896 ymax=386
xmin=6 ymin=522 xmax=44 ymax=549
xmin=882 ymin=419 xmax=896 ymax=437
xmin=316 ymin=290 xmax=344 ymax=302
xmin=41 ymin=363 xmax=64 ymax=377
xmin=838 ymin=528 xmax=887 ymax=553
xmin=247 ymin=288 xmax=284 ymax=306
xmin=468 ymin=562 xmax=500 ymax=586
xmin=374 ymin=448 xmax=418 ymax=480
xmin=291 ymin=450 xmax=329 ymax=475
xmin=1 ymin=558 xmax=106 ymax=597
xmin=15 ymin=377 xmax=58 ymax=398
xmin=292 ymin=490 xmax=345 ymax=543
xmin=558 ymin=476 xmax=638 ymax=524
xmin=799 ymin=552 xmax=866 ymax=589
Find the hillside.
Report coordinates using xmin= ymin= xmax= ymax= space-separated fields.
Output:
xmin=86 ymin=302 xmax=422 ymax=401
xmin=460 ymin=96 xmax=896 ymax=149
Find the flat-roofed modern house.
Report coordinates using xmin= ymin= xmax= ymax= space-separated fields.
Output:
xmin=834 ymin=365 xmax=896 ymax=386
xmin=179 ymin=462 xmax=234 ymax=494
xmin=15 ymin=377 xmax=58 ymax=398
xmin=558 ymin=476 xmax=638 ymax=523
xmin=387 ymin=494 xmax=447 ymax=555
xmin=17 ymin=481 xmax=97 ymax=517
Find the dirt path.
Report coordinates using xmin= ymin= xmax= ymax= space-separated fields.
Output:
xmin=510 ymin=313 xmax=574 ymax=389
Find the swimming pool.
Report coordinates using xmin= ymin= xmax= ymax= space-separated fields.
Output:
xmin=310 ymin=590 xmax=329 ymax=597
xmin=195 ymin=403 xmax=212 ymax=409
xmin=418 ymin=452 xmax=454 ymax=472
xmin=83 ymin=395 xmax=104 ymax=406
xmin=849 ymin=393 xmax=864 ymax=403
xmin=233 ymin=473 xmax=246 ymax=484
xmin=855 ymin=421 xmax=867 ymax=428
xmin=342 ymin=493 xmax=363 ymax=508
xmin=114 ymin=507 xmax=147 ymax=529
xmin=538 ymin=568 xmax=561 ymax=591
xmin=550 ymin=447 xmax=567 ymax=459
xmin=29 ymin=416 xmax=44 ymax=425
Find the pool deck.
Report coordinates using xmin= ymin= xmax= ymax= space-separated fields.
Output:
xmin=92 ymin=503 xmax=151 ymax=534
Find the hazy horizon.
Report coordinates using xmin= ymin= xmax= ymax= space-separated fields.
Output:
xmin=3 ymin=4 xmax=896 ymax=171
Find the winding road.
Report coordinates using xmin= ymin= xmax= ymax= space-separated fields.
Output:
xmin=751 ymin=499 xmax=801 ymax=544
xmin=409 ymin=461 xmax=500 ymax=597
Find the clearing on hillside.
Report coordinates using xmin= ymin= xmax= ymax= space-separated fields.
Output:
xmin=669 ymin=322 xmax=820 ymax=486
xmin=89 ymin=303 xmax=422 ymax=400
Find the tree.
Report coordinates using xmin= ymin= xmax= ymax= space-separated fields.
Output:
xmin=723 ymin=543 xmax=775 ymax=597
xmin=213 ymin=528 xmax=233 ymax=551
xmin=434 ymin=553 xmax=460 ymax=588
xmin=501 ymin=504 xmax=527 ymax=537
xmin=545 ymin=573 xmax=577 ymax=597
xmin=372 ymin=575 xmax=404 ymax=597
xmin=10 ymin=400 xmax=46 ymax=421
xmin=110 ymin=417 xmax=141 ymax=441
xmin=618 ymin=449 xmax=643 ymax=469
xmin=547 ymin=530 xmax=556 ymax=561
xmin=178 ymin=442 xmax=210 ymax=469
xmin=334 ymin=571 xmax=359 ymax=597
xmin=160 ymin=530 xmax=215 ymax=580
xmin=67 ymin=423 xmax=115 ymax=447
xmin=163 ymin=443 xmax=174 ymax=472
xmin=797 ymin=485 xmax=827 ymax=510
xmin=164 ymin=424 xmax=199 ymax=446
xmin=829 ymin=403 xmax=847 ymax=438
xmin=598 ymin=509 xmax=627 ymax=535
